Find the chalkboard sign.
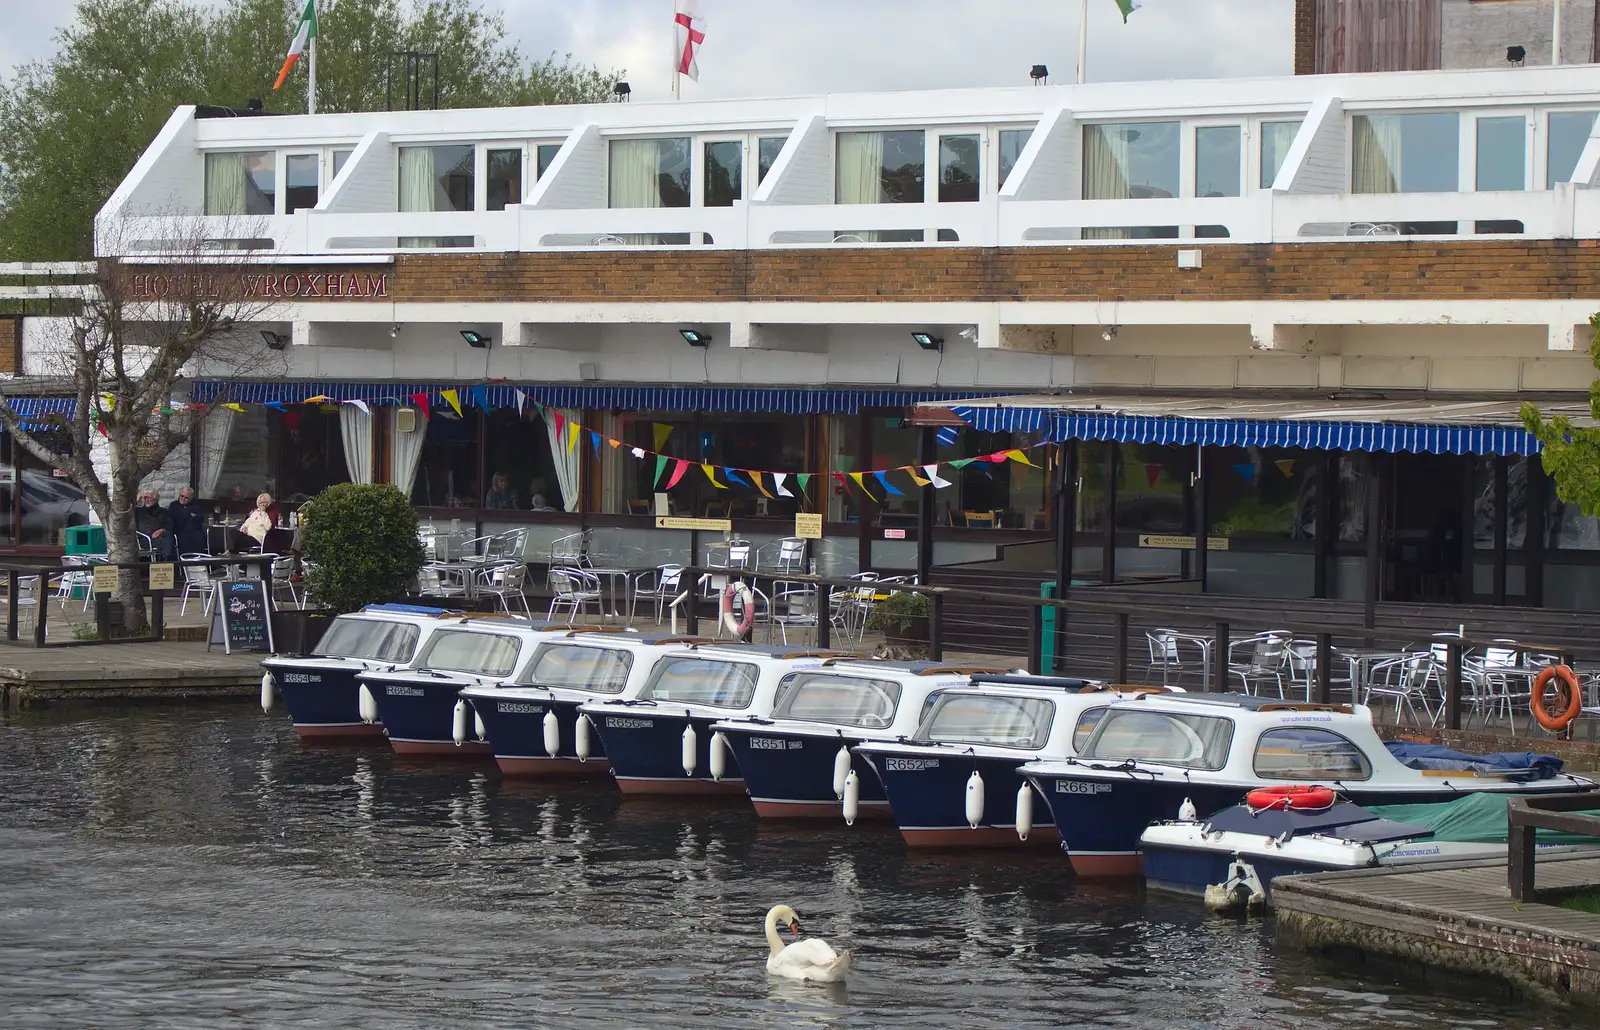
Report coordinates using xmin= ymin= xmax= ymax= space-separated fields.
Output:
xmin=211 ymin=579 xmax=274 ymax=654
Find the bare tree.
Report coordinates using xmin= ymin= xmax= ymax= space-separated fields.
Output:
xmin=0 ymin=216 xmax=287 ymax=631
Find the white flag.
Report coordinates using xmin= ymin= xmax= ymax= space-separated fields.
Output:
xmin=631 ymin=447 xmax=646 ymax=459
xmin=923 ymin=464 xmax=952 ymax=489
xmin=675 ymin=1 xmax=706 ymax=81
xmin=515 ymin=389 xmax=526 ymax=415
xmin=347 ymin=399 xmax=370 ymax=415
xmin=774 ymin=472 xmax=792 ymax=498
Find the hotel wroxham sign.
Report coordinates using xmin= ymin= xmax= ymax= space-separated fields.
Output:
xmin=128 ymin=271 xmax=389 ymax=300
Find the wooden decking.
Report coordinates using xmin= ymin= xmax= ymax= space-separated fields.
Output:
xmin=0 ymin=639 xmax=266 ymax=709
xmin=1274 ymin=855 xmax=1600 ymax=1007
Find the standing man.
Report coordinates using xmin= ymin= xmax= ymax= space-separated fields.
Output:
xmin=169 ymin=486 xmax=209 ymax=556
xmin=135 ymin=491 xmax=177 ymax=560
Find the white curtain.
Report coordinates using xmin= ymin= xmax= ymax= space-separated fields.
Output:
xmin=398 ymin=146 xmax=438 ymax=247
xmin=339 ymin=405 xmax=374 ymax=485
xmin=1261 ymin=121 xmax=1303 ymax=190
xmin=1352 ymin=115 xmax=1402 ymax=194
xmin=204 ymin=153 xmax=246 ymax=216
xmin=390 ymin=407 xmax=426 ymax=498
xmin=543 ymin=407 xmax=582 ymax=513
xmin=1082 ymin=125 xmax=1132 ymax=240
xmin=197 ymin=406 xmax=236 ymax=498
xmin=609 ymin=139 xmax=664 ymax=208
xmin=835 ymin=132 xmax=885 ymax=243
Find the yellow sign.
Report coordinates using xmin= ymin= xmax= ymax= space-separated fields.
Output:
xmin=1137 ymin=535 xmax=1230 ymax=551
xmin=654 ymin=516 xmax=733 ymax=532
xmin=92 ymin=565 xmax=118 ymax=593
xmin=148 ymin=563 xmax=176 ymax=591
xmin=794 ymin=513 xmax=823 ymax=539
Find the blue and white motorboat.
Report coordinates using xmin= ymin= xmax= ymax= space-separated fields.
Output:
xmin=713 ymin=665 xmax=1030 ymax=821
xmin=261 ymin=604 xmax=459 ymax=739
xmin=854 ymin=681 xmax=1155 ymax=849
xmin=580 ymin=645 xmax=858 ymax=796
xmin=360 ymin=619 xmax=574 ymax=756
xmin=457 ymin=633 xmax=717 ymax=777
xmin=1020 ymin=693 xmax=1597 ymax=878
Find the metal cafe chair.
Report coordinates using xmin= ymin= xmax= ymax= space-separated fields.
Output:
xmin=476 ymin=561 xmax=531 ymax=617
xmin=547 ymin=567 xmax=602 ymax=624
xmin=1144 ymin=629 xmax=1185 ymax=687
xmin=178 ymin=556 xmax=216 ymax=617
xmin=631 ymin=564 xmax=685 ymax=625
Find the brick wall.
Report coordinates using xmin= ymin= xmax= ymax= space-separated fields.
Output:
xmin=0 ymin=316 xmax=18 ymax=375
xmin=1295 ymin=0 xmax=1318 ymax=74
xmin=361 ymin=240 xmax=1600 ymax=306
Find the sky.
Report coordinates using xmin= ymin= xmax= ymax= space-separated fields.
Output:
xmin=0 ymin=0 xmax=1293 ymax=100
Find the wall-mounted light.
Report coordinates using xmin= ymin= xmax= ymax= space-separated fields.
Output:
xmin=460 ymin=330 xmax=491 ymax=348
xmin=1101 ymin=325 xmax=1120 ymax=342
xmin=679 ymin=329 xmax=712 ymax=347
xmin=259 ymin=329 xmax=289 ymax=351
xmin=910 ymin=331 xmax=943 ymax=352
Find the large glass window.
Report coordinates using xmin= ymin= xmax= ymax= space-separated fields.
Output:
xmin=609 ymin=137 xmax=691 ymax=208
xmin=417 ymin=630 xmax=522 ymax=677
xmin=1547 ymin=111 xmax=1597 ymax=188
xmin=3 ymin=432 xmax=90 ymax=547
xmin=772 ymin=672 xmax=902 ymax=728
xmin=411 ymin=410 xmax=479 ymax=509
xmin=519 ymin=644 xmax=633 ymax=692
xmin=998 ymin=128 xmax=1033 ymax=189
xmin=1252 ymin=727 xmax=1371 ymax=780
xmin=277 ymin=406 xmax=349 ymax=503
xmin=917 ymin=693 xmax=1054 ymax=749
xmin=204 ymin=152 xmax=275 ymax=216
xmin=486 ymin=148 xmax=522 ymax=210
xmin=1195 ymin=126 xmax=1241 ymax=198
xmin=314 ymin=618 xmax=422 ymax=663
xmin=1260 ymin=120 xmax=1302 ymax=189
xmin=1082 ymin=122 xmax=1180 ymax=199
xmin=938 ymin=134 xmax=980 ymax=203
xmin=616 ymin=413 xmax=806 ymax=519
xmin=206 ymin=407 xmax=349 ymax=504
xmin=1109 ymin=443 xmax=1190 ymax=536
xmin=835 ymin=130 xmax=925 ymax=204
xmin=935 ymin=428 xmax=1047 ymax=530
xmin=484 ymin=408 xmax=560 ymax=512
xmin=285 ymin=154 xmax=319 ymax=213
xmin=1352 ymin=113 xmax=1460 ymax=193
xmin=704 ymin=140 xmax=742 ymax=207
xmin=1477 ymin=116 xmax=1526 ymax=191
xmin=757 ymin=136 xmax=786 ymax=184
xmin=1080 ymin=709 xmax=1234 ymax=770
xmin=1206 ymin=447 xmax=1318 ymax=542
xmin=644 ymin=657 xmax=759 ymax=708
xmin=398 ymin=145 xmax=474 ymax=212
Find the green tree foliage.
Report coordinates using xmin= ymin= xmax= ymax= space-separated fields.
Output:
xmin=1522 ymin=312 xmax=1600 ymax=515
xmin=300 ymin=483 xmax=426 ymax=613
xmin=0 ymin=0 xmax=618 ymax=260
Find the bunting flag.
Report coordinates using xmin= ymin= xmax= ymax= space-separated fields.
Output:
xmin=265 ymin=401 xmax=287 ymax=412
xmin=631 ymin=446 xmax=646 ymax=459
xmin=847 ymin=472 xmax=872 ymax=498
xmin=1233 ymin=462 xmax=1257 ymax=485
xmin=1145 ymin=463 xmax=1163 ymax=487
xmin=515 ymin=390 xmax=527 ymax=415
xmin=923 ymin=464 xmax=952 ymax=489
xmin=552 ymin=411 xmax=566 ymax=430
xmin=774 ymin=472 xmax=793 ymax=498
xmin=653 ymin=455 xmax=670 ymax=488
xmin=796 ymin=473 xmax=812 ymax=495
xmin=653 ymin=422 xmax=674 ymax=451
xmin=221 ymin=403 xmax=247 ymax=414
xmin=1004 ymin=448 xmax=1037 ymax=467
xmin=831 ymin=472 xmax=850 ymax=493
xmin=948 ymin=457 xmax=975 ymax=468
xmin=303 ymin=394 xmax=332 ymax=404
xmin=608 ymin=437 xmax=621 ymax=449
xmin=346 ymin=399 xmax=370 ymax=415
xmin=440 ymin=389 xmax=463 ymax=417
xmin=1275 ymin=458 xmax=1296 ymax=477
xmin=724 ymin=469 xmax=751 ymax=489
xmin=906 ymin=466 xmax=931 ymax=487
xmin=752 ymin=472 xmax=774 ymax=499
xmin=665 ymin=459 xmax=690 ymax=490
xmin=590 ymin=430 xmax=603 ymax=457
xmin=467 ymin=385 xmax=488 ymax=411
xmin=872 ymin=471 xmax=903 ymax=496
xmin=409 ymin=393 xmax=430 ymax=419
xmin=702 ymin=464 xmax=726 ymax=488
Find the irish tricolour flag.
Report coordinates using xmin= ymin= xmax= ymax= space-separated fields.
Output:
xmin=1115 ymin=0 xmax=1141 ymax=21
xmin=273 ymin=0 xmax=319 ymax=90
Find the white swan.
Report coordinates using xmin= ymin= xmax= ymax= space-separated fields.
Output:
xmin=763 ymin=904 xmax=850 ymax=982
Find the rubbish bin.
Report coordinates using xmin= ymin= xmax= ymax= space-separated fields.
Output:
xmin=1039 ymin=581 xmax=1057 ymax=674
xmin=64 ymin=525 xmax=106 ymax=556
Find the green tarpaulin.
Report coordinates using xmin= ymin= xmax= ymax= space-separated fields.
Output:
xmin=1368 ymin=793 xmax=1600 ymax=845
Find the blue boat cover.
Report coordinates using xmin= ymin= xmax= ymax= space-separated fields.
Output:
xmin=1384 ymin=742 xmax=1563 ymax=780
xmin=1202 ymin=801 xmax=1432 ymax=844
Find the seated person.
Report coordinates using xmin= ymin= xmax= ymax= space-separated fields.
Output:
xmin=135 ymin=491 xmax=176 ymax=560
xmin=484 ymin=472 xmax=517 ymax=510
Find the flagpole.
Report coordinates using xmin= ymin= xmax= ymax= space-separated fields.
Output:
xmin=1553 ymin=0 xmax=1563 ymax=65
xmin=671 ymin=0 xmax=680 ymax=99
xmin=308 ymin=35 xmax=317 ymax=115
xmin=1076 ymin=0 xmax=1089 ymax=84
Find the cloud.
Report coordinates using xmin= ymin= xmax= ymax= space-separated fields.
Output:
xmin=3 ymin=0 xmax=1291 ymax=97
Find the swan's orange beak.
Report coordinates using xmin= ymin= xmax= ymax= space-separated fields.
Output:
xmin=789 ymin=920 xmax=801 ymax=938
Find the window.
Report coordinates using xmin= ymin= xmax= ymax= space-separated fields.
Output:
xmin=314 ymin=618 xmax=422 ymax=663
xmin=1206 ymin=446 xmax=1318 ymax=541
xmin=411 ymin=409 xmax=479 ymax=508
xmin=204 ymin=406 xmax=349 ymax=504
xmin=484 ymin=408 xmax=561 ymax=511
xmin=772 ymin=673 xmax=902 ymax=728
xmin=285 ymin=154 xmax=318 ymax=212
xmin=417 ymin=631 xmax=522 ymax=677
xmin=1083 ymin=122 xmax=1180 ymax=199
xmin=1072 ymin=707 xmax=1108 ymax=751
xmin=1259 ymin=120 xmax=1301 ymax=189
xmin=2 ymin=432 xmax=90 ymax=547
xmin=643 ymin=658 xmax=759 ymax=708
xmin=1252 ymin=727 xmax=1372 ymax=780
xmin=917 ymin=693 xmax=1054 ymax=748
xmin=935 ymin=427 xmax=1044 ymax=529
xmin=609 ymin=137 xmax=691 ymax=208
xmin=1195 ymin=126 xmax=1241 ymax=198
xmin=836 ymin=130 xmax=925 ymax=204
xmin=331 ymin=149 xmax=353 ymax=180
xmin=276 ymin=406 xmax=349 ymax=502
xmin=398 ymin=144 xmax=474 ymax=211
xmin=520 ymin=644 xmax=633 ymax=693
xmin=757 ymin=136 xmax=786 ymax=183
xmin=1112 ymin=443 xmax=1190 ymax=535
xmin=1081 ymin=709 xmax=1234 ymax=770
xmin=486 ymin=148 xmax=522 ymax=210
xmin=1477 ymin=116 xmax=1526 ymax=191
xmin=536 ymin=143 xmax=562 ymax=180
xmin=938 ymin=134 xmax=980 ymax=203
xmin=704 ymin=140 xmax=742 ymax=207
xmin=998 ymin=128 xmax=1033 ymax=189
xmin=616 ymin=412 xmax=807 ymax=519
xmin=1351 ymin=113 xmax=1460 ymax=193
xmin=1547 ymin=111 xmax=1596 ymax=188
xmin=204 ymin=152 xmax=274 ymax=215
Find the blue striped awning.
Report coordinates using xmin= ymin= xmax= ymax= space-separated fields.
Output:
xmin=192 ymin=381 xmax=1006 ymax=415
xmin=0 ymin=397 xmax=77 ymax=423
xmin=952 ymin=406 xmax=1541 ymax=457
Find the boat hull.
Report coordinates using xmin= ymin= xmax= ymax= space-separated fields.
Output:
xmin=861 ymin=751 xmax=1057 ymax=849
xmin=468 ymin=695 xmax=612 ymax=778
xmin=587 ymin=708 xmax=746 ymax=796
xmin=265 ymin=662 xmax=383 ymax=739
xmin=720 ymin=726 xmax=887 ymax=820
xmin=366 ymin=675 xmax=486 ymax=756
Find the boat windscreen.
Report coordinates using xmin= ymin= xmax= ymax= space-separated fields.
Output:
xmin=918 ymin=694 xmax=1054 ymax=749
xmin=643 ymin=658 xmax=759 ymax=709
xmin=1080 ymin=709 xmax=1234 ymax=771
xmin=313 ymin=618 xmax=421 ymax=663
xmin=416 ymin=631 xmax=522 ymax=678
xmin=518 ymin=644 xmax=633 ymax=693
xmin=771 ymin=673 xmax=902 ymax=728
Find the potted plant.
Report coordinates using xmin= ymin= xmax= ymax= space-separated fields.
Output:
xmin=865 ymin=590 xmax=931 ymax=644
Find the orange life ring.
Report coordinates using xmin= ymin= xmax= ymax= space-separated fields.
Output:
xmin=1245 ymin=784 xmax=1337 ymax=812
xmin=1532 ymin=664 xmax=1582 ymax=732
xmin=720 ymin=582 xmax=755 ymax=639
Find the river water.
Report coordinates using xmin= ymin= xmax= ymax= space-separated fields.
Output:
xmin=0 ymin=705 xmax=1565 ymax=1029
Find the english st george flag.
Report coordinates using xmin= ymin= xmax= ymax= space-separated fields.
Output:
xmin=675 ymin=1 xmax=706 ymax=81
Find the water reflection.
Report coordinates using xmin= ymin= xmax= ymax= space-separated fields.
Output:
xmin=0 ymin=705 xmax=1566 ymax=1030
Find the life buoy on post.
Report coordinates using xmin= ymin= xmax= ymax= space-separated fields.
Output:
xmin=720 ymin=581 xmax=755 ymax=640
xmin=1245 ymin=784 xmax=1337 ymax=812
xmin=1532 ymin=664 xmax=1583 ymax=732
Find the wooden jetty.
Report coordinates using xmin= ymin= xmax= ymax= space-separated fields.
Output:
xmin=1274 ymin=855 xmax=1600 ymax=1007
xmin=0 ymin=639 xmax=265 ymax=710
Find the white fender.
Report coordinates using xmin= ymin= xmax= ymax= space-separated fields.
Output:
xmin=1179 ymin=796 xmax=1198 ymax=821
xmin=681 ymin=722 xmax=698 ymax=776
xmin=575 ymin=714 xmax=592 ymax=762
xmin=1015 ymin=783 xmax=1034 ymax=841
xmin=842 ymin=770 xmax=861 ymax=826
xmin=451 ymin=699 xmax=468 ymax=746
xmin=710 ymin=731 xmax=728 ymax=781
xmin=474 ymin=710 xmax=487 ymax=741
xmin=964 ymin=770 xmax=986 ymax=829
xmin=260 ymin=672 xmax=274 ymax=714
xmin=543 ymin=710 xmax=561 ymax=757
xmin=357 ymin=684 xmax=379 ymax=725
xmin=832 ymin=745 xmax=852 ymax=800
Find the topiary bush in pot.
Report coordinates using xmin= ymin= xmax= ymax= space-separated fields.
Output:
xmin=865 ymin=589 xmax=931 ymax=642
xmin=299 ymin=484 xmax=427 ymax=614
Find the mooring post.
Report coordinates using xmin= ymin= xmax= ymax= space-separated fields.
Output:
xmin=1026 ymin=604 xmax=1043 ymax=676
xmin=929 ymin=591 xmax=944 ymax=661
xmin=7 ymin=569 xmax=18 ymax=642
xmin=1212 ymin=621 xmax=1229 ymax=693
xmin=1508 ymin=803 xmax=1536 ymax=902
xmin=1445 ymin=641 xmax=1463 ymax=731
xmin=1315 ymin=632 xmax=1333 ymax=705
xmin=1113 ymin=612 xmax=1129 ymax=684
xmin=34 ymin=567 xmax=50 ymax=647
xmin=816 ymin=582 xmax=831 ymax=649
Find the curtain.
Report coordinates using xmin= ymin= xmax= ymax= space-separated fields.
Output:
xmin=398 ymin=146 xmax=438 ymax=247
xmin=197 ymin=406 xmax=236 ymax=498
xmin=609 ymin=139 xmax=664 ymax=208
xmin=204 ymin=153 xmax=246 ymax=216
xmin=1261 ymin=121 xmax=1302 ymax=189
xmin=390 ymin=407 xmax=427 ymax=498
xmin=543 ymin=407 xmax=582 ymax=513
xmin=835 ymin=132 xmax=885 ymax=242
xmin=1352 ymin=115 xmax=1401 ymax=194
xmin=339 ymin=405 xmax=374 ymax=485
xmin=1083 ymin=125 xmax=1132 ymax=240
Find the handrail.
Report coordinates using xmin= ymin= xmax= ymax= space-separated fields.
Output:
xmin=1507 ymin=795 xmax=1600 ymax=902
